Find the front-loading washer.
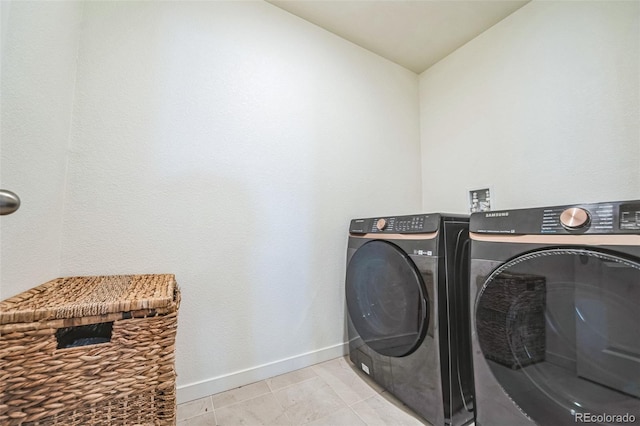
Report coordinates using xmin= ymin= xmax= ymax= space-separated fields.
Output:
xmin=469 ymin=200 xmax=640 ymax=425
xmin=345 ymin=213 xmax=475 ymax=426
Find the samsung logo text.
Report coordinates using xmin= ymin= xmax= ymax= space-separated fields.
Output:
xmin=485 ymin=212 xmax=509 ymax=218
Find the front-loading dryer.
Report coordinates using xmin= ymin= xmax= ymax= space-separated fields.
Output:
xmin=345 ymin=213 xmax=474 ymax=426
xmin=469 ymin=200 xmax=640 ymax=425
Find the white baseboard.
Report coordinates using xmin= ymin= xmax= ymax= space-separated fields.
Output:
xmin=177 ymin=342 xmax=349 ymax=404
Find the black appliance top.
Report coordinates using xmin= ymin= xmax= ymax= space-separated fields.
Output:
xmin=470 ymin=200 xmax=640 ymax=235
xmin=349 ymin=213 xmax=468 ymax=234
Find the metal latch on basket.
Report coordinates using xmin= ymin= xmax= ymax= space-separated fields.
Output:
xmin=55 ymin=322 xmax=113 ymax=349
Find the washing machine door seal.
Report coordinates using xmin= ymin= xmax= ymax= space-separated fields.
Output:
xmin=346 ymin=240 xmax=429 ymax=358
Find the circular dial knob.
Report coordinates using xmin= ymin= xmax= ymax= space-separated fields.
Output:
xmin=560 ymin=207 xmax=590 ymax=229
xmin=376 ymin=218 xmax=387 ymax=231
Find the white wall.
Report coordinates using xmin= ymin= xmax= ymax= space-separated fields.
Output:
xmin=0 ymin=1 xmax=83 ymax=298
xmin=59 ymin=1 xmax=421 ymax=402
xmin=419 ymin=0 xmax=640 ymax=213
xmin=6 ymin=0 xmax=636 ymax=408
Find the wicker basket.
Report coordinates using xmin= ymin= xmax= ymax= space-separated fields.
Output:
xmin=477 ymin=272 xmax=546 ymax=369
xmin=0 ymin=274 xmax=180 ymax=425
xmin=478 ymin=272 xmax=546 ymax=314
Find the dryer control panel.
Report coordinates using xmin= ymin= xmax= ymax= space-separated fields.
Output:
xmin=470 ymin=200 xmax=640 ymax=235
xmin=350 ymin=214 xmax=441 ymax=234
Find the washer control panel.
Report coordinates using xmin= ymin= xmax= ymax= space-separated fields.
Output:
xmin=350 ymin=214 xmax=440 ymax=234
xmin=542 ymin=205 xmax=611 ymax=233
xmin=471 ymin=200 xmax=640 ymax=235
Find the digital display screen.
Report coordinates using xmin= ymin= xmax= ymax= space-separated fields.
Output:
xmin=619 ymin=203 xmax=640 ymax=230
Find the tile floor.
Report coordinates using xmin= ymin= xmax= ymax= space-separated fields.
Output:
xmin=177 ymin=356 xmax=431 ymax=425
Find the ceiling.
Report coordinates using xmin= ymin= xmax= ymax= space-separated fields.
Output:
xmin=267 ymin=0 xmax=531 ymax=74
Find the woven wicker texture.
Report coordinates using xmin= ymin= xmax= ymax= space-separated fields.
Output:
xmin=0 ymin=274 xmax=180 ymax=425
xmin=477 ymin=272 xmax=546 ymax=314
xmin=478 ymin=306 xmax=546 ymax=369
xmin=477 ymin=272 xmax=546 ymax=369
xmin=0 ymin=274 xmax=176 ymax=326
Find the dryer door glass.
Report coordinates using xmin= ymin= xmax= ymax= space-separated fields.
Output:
xmin=475 ymin=248 xmax=640 ymax=425
xmin=346 ymin=240 xmax=428 ymax=357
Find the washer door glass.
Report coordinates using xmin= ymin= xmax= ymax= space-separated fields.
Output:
xmin=346 ymin=240 xmax=428 ymax=357
xmin=476 ymin=249 xmax=640 ymax=425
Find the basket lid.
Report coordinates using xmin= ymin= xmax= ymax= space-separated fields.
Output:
xmin=0 ymin=274 xmax=177 ymax=325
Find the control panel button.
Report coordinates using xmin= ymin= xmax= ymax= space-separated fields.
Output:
xmin=376 ymin=218 xmax=387 ymax=231
xmin=560 ymin=207 xmax=590 ymax=229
